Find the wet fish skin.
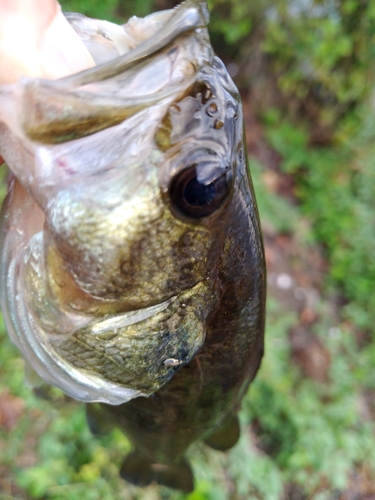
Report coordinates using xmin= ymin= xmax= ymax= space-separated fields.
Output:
xmin=0 ymin=0 xmax=266 ymax=491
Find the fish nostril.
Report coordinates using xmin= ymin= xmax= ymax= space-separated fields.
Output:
xmin=206 ymin=102 xmax=218 ymax=117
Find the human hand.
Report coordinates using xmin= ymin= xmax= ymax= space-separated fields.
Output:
xmin=0 ymin=0 xmax=94 ymax=84
xmin=0 ymin=0 xmax=95 ymax=164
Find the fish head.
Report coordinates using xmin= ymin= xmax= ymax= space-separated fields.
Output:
xmin=0 ymin=0 xmax=249 ymax=404
xmin=41 ymin=61 xmax=240 ymax=309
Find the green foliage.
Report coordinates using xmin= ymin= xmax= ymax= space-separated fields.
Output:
xmin=240 ymin=297 xmax=375 ymax=496
xmin=265 ymin=109 xmax=375 ymax=329
xmin=262 ymin=3 xmax=370 ymax=104
xmin=208 ymin=0 xmax=375 ymax=133
xmin=250 ymin=160 xmax=300 ymax=234
xmin=59 ymin=0 xmax=120 ymax=22
xmin=59 ymin=0 xmax=159 ymax=22
xmin=207 ymin=0 xmax=256 ymax=45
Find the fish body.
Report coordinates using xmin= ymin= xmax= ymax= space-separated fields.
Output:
xmin=0 ymin=0 xmax=265 ymax=491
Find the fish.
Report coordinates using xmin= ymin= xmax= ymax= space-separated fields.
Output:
xmin=0 ymin=0 xmax=266 ymax=492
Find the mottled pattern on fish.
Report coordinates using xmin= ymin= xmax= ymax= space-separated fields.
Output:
xmin=0 ymin=0 xmax=266 ymax=492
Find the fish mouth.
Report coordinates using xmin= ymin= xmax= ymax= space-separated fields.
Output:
xmin=8 ymin=0 xmax=211 ymax=147
xmin=2 ymin=233 xmax=208 ymax=405
xmin=59 ymin=0 xmax=209 ymax=88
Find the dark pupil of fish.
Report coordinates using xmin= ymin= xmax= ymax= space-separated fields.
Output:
xmin=183 ymin=177 xmax=216 ymax=207
xmin=170 ymin=165 xmax=229 ymax=218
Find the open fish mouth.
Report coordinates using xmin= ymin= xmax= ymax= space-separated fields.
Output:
xmin=0 ymin=0 xmax=233 ymax=404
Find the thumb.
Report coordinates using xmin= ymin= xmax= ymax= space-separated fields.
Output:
xmin=0 ymin=0 xmax=95 ymax=165
xmin=0 ymin=0 xmax=94 ymax=84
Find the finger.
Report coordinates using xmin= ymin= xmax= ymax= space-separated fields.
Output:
xmin=0 ymin=0 xmax=95 ymax=165
xmin=0 ymin=0 xmax=94 ymax=84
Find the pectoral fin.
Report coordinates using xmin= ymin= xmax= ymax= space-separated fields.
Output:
xmin=120 ymin=451 xmax=194 ymax=492
xmin=204 ymin=413 xmax=240 ymax=451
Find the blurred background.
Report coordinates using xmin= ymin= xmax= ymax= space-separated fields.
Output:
xmin=1 ymin=0 xmax=375 ymax=498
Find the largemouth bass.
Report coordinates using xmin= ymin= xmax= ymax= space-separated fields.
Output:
xmin=0 ymin=0 xmax=266 ymax=491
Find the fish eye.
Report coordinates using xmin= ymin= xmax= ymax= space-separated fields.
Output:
xmin=169 ymin=165 xmax=231 ymax=218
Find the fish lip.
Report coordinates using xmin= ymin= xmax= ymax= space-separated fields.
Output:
xmin=57 ymin=0 xmax=210 ymax=88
